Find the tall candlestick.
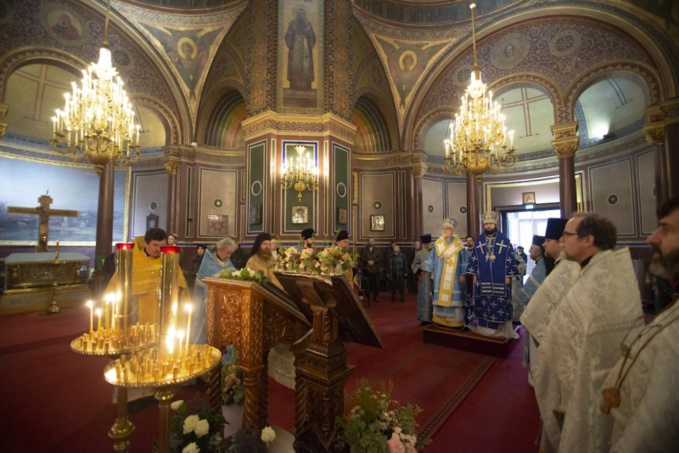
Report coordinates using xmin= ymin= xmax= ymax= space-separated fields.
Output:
xmin=184 ymin=304 xmax=192 ymax=356
xmin=86 ymin=300 xmax=94 ymax=332
xmin=105 ymin=296 xmax=110 ymax=331
xmin=177 ymin=330 xmax=185 ymax=361
xmin=96 ymin=308 xmax=102 ymax=332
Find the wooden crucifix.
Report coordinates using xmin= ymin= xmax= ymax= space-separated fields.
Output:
xmin=7 ymin=194 xmax=78 ymax=252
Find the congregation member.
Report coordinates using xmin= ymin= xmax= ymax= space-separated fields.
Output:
xmin=534 ymin=213 xmax=642 ymax=453
xmin=467 ymin=211 xmax=518 ymax=338
xmin=167 ymin=232 xmax=185 ymax=264
xmin=192 ymin=238 xmax=237 ymax=344
xmin=388 ymin=244 xmax=409 ymax=302
xmin=270 ymin=235 xmax=279 ymax=259
xmin=229 ymin=240 xmax=249 ymax=270
xmin=359 ymin=237 xmax=381 ymax=302
xmin=422 ymin=217 xmax=468 ymax=328
xmin=298 ymin=228 xmax=316 ymax=254
xmin=186 ymin=244 xmax=206 ymax=290
xmin=600 ymin=198 xmax=679 ymax=452
xmin=413 ymin=234 xmax=433 ymax=325
xmin=246 ymin=233 xmax=282 ymax=289
xmin=406 ymin=240 xmax=421 ymax=293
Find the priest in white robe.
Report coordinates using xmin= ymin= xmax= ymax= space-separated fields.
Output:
xmin=535 ymin=213 xmax=643 ymax=453
xmin=601 ymin=198 xmax=679 ymax=453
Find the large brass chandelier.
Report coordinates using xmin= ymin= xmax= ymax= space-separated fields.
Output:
xmin=281 ymin=145 xmax=319 ymax=202
xmin=443 ymin=2 xmax=516 ymax=177
xmin=51 ymin=0 xmax=140 ymax=175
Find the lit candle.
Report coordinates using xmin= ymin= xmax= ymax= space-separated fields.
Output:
xmin=86 ymin=300 xmax=94 ymax=332
xmin=105 ymin=296 xmax=110 ymax=331
xmin=184 ymin=304 xmax=192 ymax=356
xmin=96 ymin=308 xmax=102 ymax=332
xmin=177 ymin=330 xmax=185 ymax=361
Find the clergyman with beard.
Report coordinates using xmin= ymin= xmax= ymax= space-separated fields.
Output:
xmin=466 ymin=211 xmax=518 ymax=338
xmin=600 ymin=198 xmax=679 ymax=452
xmin=245 ymin=232 xmax=282 ymax=289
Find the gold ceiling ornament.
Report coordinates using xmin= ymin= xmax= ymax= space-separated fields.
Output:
xmin=443 ymin=2 xmax=516 ymax=178
xmin=281 ymin=145 xmax=319 ymax=202
xmin=51 ymin=0 xmax=140 ymax=174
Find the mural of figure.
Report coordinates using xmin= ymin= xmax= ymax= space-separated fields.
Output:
xmin=285 ymin=6 xmax=316 ymax=91
xmin=51 ymin=13 xmax=81 ymax=40
xmin=171 ymin=37 xmax=207 ymax=99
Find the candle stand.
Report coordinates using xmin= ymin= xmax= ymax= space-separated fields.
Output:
xmin=70 ymin=324 xmax=158 ymax=452
xmin=103 ymin=344 xmax=221 ymax=453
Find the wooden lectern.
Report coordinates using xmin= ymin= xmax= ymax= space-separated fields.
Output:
xmin=204 ymin=273 xmax=382 ymax=452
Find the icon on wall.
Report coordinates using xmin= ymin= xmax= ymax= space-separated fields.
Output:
xmin=522 ymin=192 xmax=536 ymax=204
xmin=292 ymin=205 xmax=309 ymax=224
xmin=249 ymin=203 xmax=262 ymax=225
xmin=337 ymin=207 xmax=348 ymax=224
xmin=370 ymin=214 xmax=385 ymax=232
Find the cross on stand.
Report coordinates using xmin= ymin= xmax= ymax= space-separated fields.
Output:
xmin=8 ymin=194 xmax=78 ymax=252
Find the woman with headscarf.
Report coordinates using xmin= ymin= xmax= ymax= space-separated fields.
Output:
xmin=191 ymin=237 xmax=237 ymax=344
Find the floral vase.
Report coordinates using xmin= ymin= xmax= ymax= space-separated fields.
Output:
xmin=221 ymin=404 xmax=245 ymax=439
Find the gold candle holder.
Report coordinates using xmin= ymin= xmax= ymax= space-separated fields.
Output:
xmin=159 ymin=246 xmax=181 ymax=361
xmin=116 ymin=243 xmax=135 ymax=337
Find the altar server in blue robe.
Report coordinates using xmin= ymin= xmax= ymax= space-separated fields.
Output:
xmin=413 ymin=234 xmax=433 ymax=325
xmin=467 ymin=211 xmax=519 ymax=339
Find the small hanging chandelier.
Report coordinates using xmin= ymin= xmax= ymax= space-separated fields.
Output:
xmin=51 ymin=0 xmax=140 ymax=175
xmin=281 ymin=145 xmax=319 ymax=202
xmin=443 ymin=2 xmax=516 ymax=177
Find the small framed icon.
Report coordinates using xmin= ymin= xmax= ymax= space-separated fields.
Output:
xmin=292 ymin=206 xmax=309 ymax=224
xmin=522 ymin=192 xmax=536 ymax=204
xmin=370 ymin=214 xmax=385 ymax=232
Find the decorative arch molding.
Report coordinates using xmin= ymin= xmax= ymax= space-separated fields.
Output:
xmin=0 ymin=48 xmax=86 ymax=97
xmin=196 ymin=84 xmax=246 ymax=148
xmin=131 ymin=95 xmax=181 ymax=146
xmin=407 ymin=75 xmax=561 ymax=149
xmin=564 ymin=62 xmax=662 ymax=122
xmin=200 ymin=89 xmax=247 ymax=149
xmin=352 ymin=94 xmax=394 ymax=153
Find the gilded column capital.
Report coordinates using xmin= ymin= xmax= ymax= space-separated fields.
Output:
xmin=644 ymin=98 xmax=679 ymax=146
xmin=163 ymin=159 xmax=180 ymax=175
xmin=0 ymin=104 xmax=9 ymax=140
xmin=413 ymin=162 xmax=428 ymax=179
xmin=551 ymin=121 xmax=579 ymax=158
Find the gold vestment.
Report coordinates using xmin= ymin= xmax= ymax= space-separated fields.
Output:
xmin=246 ymin=252 xmax=283 ymax=290
xmin=105 ymin=236 xmax=188 ymax=324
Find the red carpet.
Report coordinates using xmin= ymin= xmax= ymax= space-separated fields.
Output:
xmin=1 ymin=292 xmax=538 ymax=452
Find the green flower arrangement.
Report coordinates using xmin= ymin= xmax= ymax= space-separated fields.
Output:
xmin=275 ymin=245 xmax=358 ymax=276
xmin=161 ymin=396 xmax=226 ymax=453
xmin=336 ymin=379 xmax=423 ymax=453
xmin=221 ymin=345 xmax=245 ymax=406
xmin=218 ymin=267 xmax=267 ymax=283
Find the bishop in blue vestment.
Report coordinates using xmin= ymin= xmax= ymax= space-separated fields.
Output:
xmin=467 ymin=211 xmax=518 ymax=338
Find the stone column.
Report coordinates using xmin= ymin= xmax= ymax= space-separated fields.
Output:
xmin=645 ymin=99 xmax=679 ymax=207
xmin=92 ymin=160 xmax=115 ymax=297
xmin=466 ymin=173 xmax=480 ymax=236
xmin=551 ymin=121 xmax=579 ymax=217
xmin=412 ymin=152 xmax=428 ymax=238
xmin=163 ymin=158 xmax=180 ymax=236
xmin=0 ymin=104 xmax=8 ymax=139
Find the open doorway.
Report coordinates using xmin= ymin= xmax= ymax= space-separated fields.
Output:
xmin=503 ymin=207 xmax=561 ymax=279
